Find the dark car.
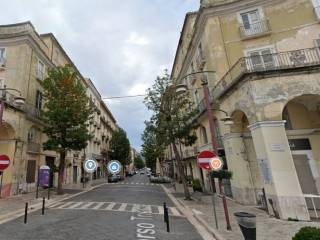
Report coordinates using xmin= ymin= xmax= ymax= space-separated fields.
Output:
xmin=108 ymin=175 xmax=118 ymax=183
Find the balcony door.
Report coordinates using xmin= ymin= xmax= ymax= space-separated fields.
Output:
xmin=240 ymin=9 xmax=264 ymax=36
xmin=312 ymin=0 xmax=320 ymax=19
xmin=246 ymin=47 xmax=277 ymax=71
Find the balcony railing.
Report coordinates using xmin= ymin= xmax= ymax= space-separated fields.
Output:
xmin=239 ymin=19 xmax=271 ymax=39
xmin=27 ymin=142 xmax=41 ymax=153
xmin=211 ymin=47 xmax=320 ymax=100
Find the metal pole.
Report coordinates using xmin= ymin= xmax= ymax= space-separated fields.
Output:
xmin=0 ymin=171 xmax=3 ymax=198
xmin=211 ymin=177 xmax=219 ymax=229
xmin=0 ymin=98 xmax=4 ymax=127
xmin=24 ymin=203 xmax=28 ymax=224
xmin=36 ymin=166 xmax=40 ymax=199
xmin=201 ymin=77 xmax=231 ymax=230
xmin=42 ymin=197 xmax=45 ymax=215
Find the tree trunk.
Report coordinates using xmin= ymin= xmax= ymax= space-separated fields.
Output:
xmin=171 ymin=143 xmax=191 ymax=200
xmin=57 ymin=151 xmax=66 ymax=195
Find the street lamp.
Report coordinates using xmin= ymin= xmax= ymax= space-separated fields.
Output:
xmin=0 ymin=85 xmax=26 ymax=126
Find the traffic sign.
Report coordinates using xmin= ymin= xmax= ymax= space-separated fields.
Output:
xmin=0 ymin=155 xmax=10 ymax=171
xmin=197 ymin=150 xmax=223 ymax=171
xmin=107 ymin=160 xmax=122 ymax=174
xmin=83 ymin=159 xmax=98 ymax=173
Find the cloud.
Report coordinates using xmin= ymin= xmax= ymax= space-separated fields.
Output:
xmin=0 ymin=0 xmax=199 ymax=150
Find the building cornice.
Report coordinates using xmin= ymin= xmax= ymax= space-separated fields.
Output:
xmin=248 ymin=120 xmax=286 ymax=131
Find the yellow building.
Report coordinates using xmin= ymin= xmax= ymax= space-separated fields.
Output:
xmin=0 ymin=22 xmax=117 ymax=197
xmin=169 ymin=0 xmax=320 ymax=220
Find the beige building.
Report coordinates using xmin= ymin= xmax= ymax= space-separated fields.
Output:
xmin=168 ymin=0 xmax=320 ymax=221
xmin=0 ymin=21 xmax=117 ymax=197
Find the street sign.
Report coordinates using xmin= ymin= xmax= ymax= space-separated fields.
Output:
xmin=0 ymin=155 xmax=10 ymax=171
xmin=83 ymin=159 xmax=98 ymax=173
xmin=197 ymin=150 xmax=223 ymax=171
xmin=107 ymin=160 xmax=122 ymax=174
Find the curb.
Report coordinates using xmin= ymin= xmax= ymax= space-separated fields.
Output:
xmin=163 ymin=186 xmax=225 ymax=240
xmin=0 ymin=181 xmax=108 ymax=225
xmin=161 ymin=185 xmax=216 ymax=240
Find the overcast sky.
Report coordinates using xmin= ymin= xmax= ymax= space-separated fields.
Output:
xmin=1 ymin=0 xmax=199 ymax=151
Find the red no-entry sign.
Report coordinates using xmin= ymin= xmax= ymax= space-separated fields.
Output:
xmin=0 ymin=155 xmax=10 ymax=171
xmin=197 ymin=150 xmax=223 ymax=171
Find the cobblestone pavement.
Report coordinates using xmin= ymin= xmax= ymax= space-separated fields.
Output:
xmin=0 ymin=175 xmax=205 ymax=240
xmin=167 ymin=183 xmax=320 ymax=240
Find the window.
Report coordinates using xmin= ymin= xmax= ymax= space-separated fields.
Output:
xmin=37 ymin=60 xmax=45 ymax=80
xmin=194 ymin=90 xmax=200 ymax=106
xmin=0 ymin=48 xmax=5 ymax=66
xmin=245 ymin=46 xmax=276 ymax=71
xmin=196 ymin=43 xmax=205 ymax=69
xmin=312 ymin=0 xmax=320 ymax=19
xmin=238 ymin=7 xmax=269 ymax=37
xmin=200 ymin=126 xmax=208 ymax=144
xmin=35 ymin=90 xmax=42 ymax=116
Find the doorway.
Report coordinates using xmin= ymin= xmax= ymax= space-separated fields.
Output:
xmin=73 ymin=166 xmax=78 ymax=184
xmin=292 ymin=151 xmax=320 ymax=209
xmin=45 ymin=157 xmax=55 ymax=188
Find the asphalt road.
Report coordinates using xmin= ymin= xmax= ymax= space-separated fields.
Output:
xmin=0 ymin=174 xmax=204 ymax=240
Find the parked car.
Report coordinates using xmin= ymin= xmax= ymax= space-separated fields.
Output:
xmin=108 ymin=175 xmax=118 ymax=183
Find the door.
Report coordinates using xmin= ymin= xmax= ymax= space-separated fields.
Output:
xmin=73 ymin=166 xmax=78 ymax=184
xmin=248 ymin=48 xmax=275 ymax=71
xmin=292 ymin=154 xmax=320 ymax=209
xmin=26 ymin=160 xmax=36 ymax=184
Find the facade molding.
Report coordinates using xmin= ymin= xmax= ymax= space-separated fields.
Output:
xmin=248 ymin=120 xmax=286 ymax=131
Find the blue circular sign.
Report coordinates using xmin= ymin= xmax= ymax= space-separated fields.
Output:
xmin=107 ymin=160 xmax=122 ymax=174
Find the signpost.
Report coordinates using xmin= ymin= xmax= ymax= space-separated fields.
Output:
xmin=0 ymin=155 xmax=10 ymax=198
xmin=107 ymin=160 xmax=122 ymax=175
xmin=197 ymin=150 xmax=223 ymax=230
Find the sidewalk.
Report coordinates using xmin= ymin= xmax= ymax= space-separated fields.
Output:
xmin=166 ymin=183 xmax=319 ymax=240
xmin=0 ymin=177 xmax=108 ymax=223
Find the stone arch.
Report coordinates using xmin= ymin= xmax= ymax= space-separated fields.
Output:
xmin=230 ymin=110 xmax=250 ymax=133
xmin=281 ymin=94 xmax=320 ymax=130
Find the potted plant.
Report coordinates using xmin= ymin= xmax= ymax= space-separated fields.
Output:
xmin=192 ymin=179 xmax=203 ymax=192
xmin=293 ymin=227 xmax=320 ymax=240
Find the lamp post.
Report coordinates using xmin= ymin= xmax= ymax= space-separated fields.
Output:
xmin=177 ymin=71 xmax=232 ymax=230
xmin=0 ymin=85 xmax=26 ymax=126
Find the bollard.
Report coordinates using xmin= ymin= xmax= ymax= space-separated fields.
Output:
xmin=165 ymin=208 xmax=170 ymax=233
xmin=163 ymin=202 xmax=167 ymax=222
xmin=42 ymin=197 xmax=45 ymax=215
xmin=24 ymin=203 xmax=28 ymax=224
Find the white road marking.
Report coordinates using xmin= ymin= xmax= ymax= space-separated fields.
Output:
xmin=57 ymin=202 xmax=75 ymax=208
xmin=93 ymin=202 xmax=105 ymax=210
xmin=69 ymin=202 xmax=84 ymax=209
xmin=105 ymin=202 xmax=116 ymax=210
xmin=118 ymin=203 xmax=127 ymax=211
xmin=157 ymin=206 xmax=163 ymax=214
xmin=79 ymin=202 xmax=95 ymax=209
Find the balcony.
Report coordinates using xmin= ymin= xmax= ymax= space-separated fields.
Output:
xmin=27 ymin=142 xmax=41 ymax=154
xmin=211 ymin=47 xmax=320 ymax=100
xmin=239 ymin=19 xmax=271 ymax=39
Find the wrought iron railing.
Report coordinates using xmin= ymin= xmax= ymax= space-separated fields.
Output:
xmin=211 ymin=47 xmax=320 ymax=99
xmin=239 ymin=19 xmax=271 ymax=38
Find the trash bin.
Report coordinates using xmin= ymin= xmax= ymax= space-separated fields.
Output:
xmin=234 ymin=212 xmax=256 ymax=240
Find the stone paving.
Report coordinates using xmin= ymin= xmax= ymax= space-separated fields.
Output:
xmin=167 ymin=183 xmax=320 ymax=240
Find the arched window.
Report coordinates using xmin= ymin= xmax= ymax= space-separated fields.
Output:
xmin=200 ymin=125 xmax=208 ymax=144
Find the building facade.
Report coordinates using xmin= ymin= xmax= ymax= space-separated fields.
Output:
xmin=168 ymin=0 xmax=320 ymax=221
xmin=0 ymin=22 xmax=117 ymax=197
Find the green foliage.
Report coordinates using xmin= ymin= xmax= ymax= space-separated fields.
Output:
xmin=109 ymin=128 xmax=131 ymax=166
xmin=134 ymin=155 xmax=145 ymax=169
xmin=192 ymin=179 xmax=203 ymax=192
xmin=41 ymin=65 xmax=93 ymax=194
xmin=211 ymin=170 xmax=233 ymax=180
xmin=293 ymin=227 xmax=320 ymax=240
xmin=141 ymin=121 xmax=164 ymax=172
xmin=41 ymin=65 xmax=93 ymax=152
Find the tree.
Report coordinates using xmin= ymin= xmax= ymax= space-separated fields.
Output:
xmin=144 ymin=71 xmax=197 ymax=200
xmin=141 ymin=121 xmax=164 ymax=172
xmin=134 ymin=155 xmax=145 ymax=170
xmin=109 ymin=128 xmax=131 ymax=167
xmin=41 ymin=65 xmax=93 ymax=195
